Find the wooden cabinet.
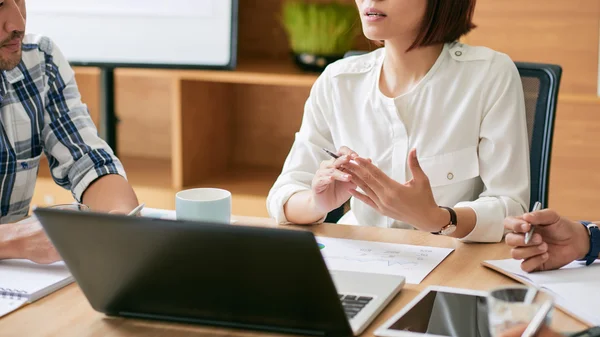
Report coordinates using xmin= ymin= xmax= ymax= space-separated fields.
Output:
xmin=32 ymin=0 xmax=600 ymax=219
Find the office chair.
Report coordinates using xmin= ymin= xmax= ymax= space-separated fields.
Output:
xmin=324 ymin=52 xmax=562 ymax=223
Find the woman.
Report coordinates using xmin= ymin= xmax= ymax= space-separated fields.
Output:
xmin=267 ymin=0 xmax=530 ymax=243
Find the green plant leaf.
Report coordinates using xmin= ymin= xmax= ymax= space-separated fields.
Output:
xmin=281 ymin=0 xmax=360 ymax=56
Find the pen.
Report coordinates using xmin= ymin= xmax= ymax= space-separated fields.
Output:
xmin=524 ymin=201 xmax=542 ymax=245
xmin=128 ymin=203 xmax=145 ymax=217
xmin=520 ymin=299 xmax=553 ymax=337
xmin=322 ymin=148 xmax=340 ymax=159
xmin=322 ymin=148 xmax=360 ymax=165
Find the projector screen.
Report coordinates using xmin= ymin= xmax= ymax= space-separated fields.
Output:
xmin=26 ymin=0 xmax=238 ymax=69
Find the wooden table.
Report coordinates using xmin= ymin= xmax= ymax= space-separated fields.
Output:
xmin=0 ymin=216 xmax=589 ymax=337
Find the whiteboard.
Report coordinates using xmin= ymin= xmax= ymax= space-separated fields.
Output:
xmin=26 ymin=0 xmax=238 ymax=69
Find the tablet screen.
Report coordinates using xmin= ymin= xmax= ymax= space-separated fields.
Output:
xmin=387 ymin=290 xmax=491 ymax=337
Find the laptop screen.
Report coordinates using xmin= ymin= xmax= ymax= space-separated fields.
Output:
xmin=387 ymin=290 xmax=491 ymax=337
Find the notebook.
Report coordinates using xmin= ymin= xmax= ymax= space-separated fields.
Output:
xmin=0 ymin=259 xmax=73 ymax=318
xmin=483 ymin=258 xmax=600 ymax=327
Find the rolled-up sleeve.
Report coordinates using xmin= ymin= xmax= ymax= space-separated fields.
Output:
xmin=41 ymin=39 xmax=126 ymax=202
xmin=457 ymin=54 xmax=530 ymax=243
xmin=266 ymin=68 xmax=335 ymax=224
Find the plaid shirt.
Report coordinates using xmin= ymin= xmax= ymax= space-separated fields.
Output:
xmin=0 ymin=35 xmax=126 ymax=224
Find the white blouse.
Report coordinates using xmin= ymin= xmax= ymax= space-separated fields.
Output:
xmin=267 ymin=42 xmax=530 ymax=243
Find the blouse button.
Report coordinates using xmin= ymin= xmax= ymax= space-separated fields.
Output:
xmin=447 ymin=172 xmax=454 ymax=180
xmin=454 ymin=51 xmax=463 ymax=57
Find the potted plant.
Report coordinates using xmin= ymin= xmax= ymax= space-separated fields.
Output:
xmin=282 ymin=0 xmax=360 ymax=72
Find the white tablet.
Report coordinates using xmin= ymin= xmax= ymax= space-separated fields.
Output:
xmin=374 ymin=286 xmax=491 ymax=337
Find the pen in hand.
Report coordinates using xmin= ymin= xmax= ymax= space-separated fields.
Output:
xmin=524 ymin=201 xmax=542 ymax=245
xmin=322 ymin=148 xmax=363 ymax=165
xmin=322 ymin=148 xmax=340 ymax=159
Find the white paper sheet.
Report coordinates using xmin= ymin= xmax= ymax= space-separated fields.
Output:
xmin=141 ymin=208 xmax=176 ymax=220
xmin=316 ymin=236 xmax=454 ymax=284
xmin=141 ymin=207 xmax=240 ymax=224
xmin=0 ymin=260 xmax=72 ymax=301
xmin=0 ymin=297 xmax=27 ymax=318
xmin=484 ymin=259 xmax=600 ymax=326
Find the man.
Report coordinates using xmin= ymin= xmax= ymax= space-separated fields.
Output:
xmin=502 ymin=210 xmax=599 ymax=337
xmin=0 ymin=0 xmax=139 ymax=264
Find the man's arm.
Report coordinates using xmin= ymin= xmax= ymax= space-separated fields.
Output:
xmin=41 ymin=37 xmax=139 ymax=212
xmin=0 ymin=38 xmax=140 ymax=264
xmin=0 ymin=225 xmax=18 ymax=260
xmin=0 ymin=175 xmax=139 ymax=263
xmin=82 ymin=174 xmax=138 ymax=214
xmin=0 ymin=218 xmax=62 ymax=264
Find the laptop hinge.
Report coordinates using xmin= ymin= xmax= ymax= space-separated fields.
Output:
xmin=119 ymin=312 xmax=328 ymax=336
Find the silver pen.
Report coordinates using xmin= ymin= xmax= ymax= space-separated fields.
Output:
xmin=127 ymin=203 xmax=145 ymax=217
xmin=524 ymin=201 xmax=542 ymax=245
xmin=520 ymin=299 xmax=553 ymax=337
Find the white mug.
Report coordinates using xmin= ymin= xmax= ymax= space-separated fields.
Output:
xmin=175 ymin=188 xmax=232 ymax=224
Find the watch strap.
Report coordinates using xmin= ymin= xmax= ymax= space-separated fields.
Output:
xmin=432 ymin=207 xmax=457 ymax=235
xmin=439 ymin=206 xmax=457 ymax=226
xmin=580 ymin=221 xmax=600 ymax=266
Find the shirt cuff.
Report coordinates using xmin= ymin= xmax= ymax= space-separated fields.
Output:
xmin=455 ymin=198 xmax=507 ymax=243
xmin=71 ymin=157 xmax=127 ymax=203
xmin=267 ymin=185 xmax=326 ymax=225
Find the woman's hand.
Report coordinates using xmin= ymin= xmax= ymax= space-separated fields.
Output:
xmin=310 ymin=146 xmax=358 ymax=216
xmin=342 ymin=148 xmax=448 ymax=231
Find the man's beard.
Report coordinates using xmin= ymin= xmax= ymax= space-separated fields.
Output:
xmin=0 ymin=50 xmax=22 ymax=71
xmin=0 ymin=31 xmax=24 ymax=71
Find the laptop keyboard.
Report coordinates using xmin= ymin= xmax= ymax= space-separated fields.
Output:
xmin=338 ymin=294 xmax=373 ymax=319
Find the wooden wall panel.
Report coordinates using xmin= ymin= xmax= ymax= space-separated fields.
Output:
xmin=115 ymin=74 xmax=174 ymax=159
xmin=466 ymin=0 xmax=600 ymax=95
xmin=73 ymin=69 xmax=175 ymax=160
xmin=549 ymin=100 xmax=600 ymax=220
xmin=178 ymin=81 xmax=233 ymax=187
xmin=230 ymin=84 xmax=310 ymax=169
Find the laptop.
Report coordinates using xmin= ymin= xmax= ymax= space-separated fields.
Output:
xmin=34 ymin=208 xmax=405 ymax=336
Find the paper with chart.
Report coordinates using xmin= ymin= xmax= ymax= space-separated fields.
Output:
xmin=141 ymin=207 xmax=176 ymax=220
xmin=484 ymin=259 xmax=600 ymax=326
xmin=140 ymin=208 xmax=238 ymax=224
xmin=315 ymin=237 xmax=453 ymax=284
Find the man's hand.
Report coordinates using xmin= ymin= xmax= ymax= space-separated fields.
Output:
xmin=0 ymin=218 xmax=61 ymax=264
xmin=504 ymin=209 xmax=590 ymax=272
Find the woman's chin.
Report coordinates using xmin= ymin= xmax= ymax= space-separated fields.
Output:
xmin=362 ymin=29 xmax=390 ymax=42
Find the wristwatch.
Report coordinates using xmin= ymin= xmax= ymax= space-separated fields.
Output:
xmin=433 ymin=206 xmax=457 ymax=236
xmin=579 ymin=221 xmax=600 ymax=266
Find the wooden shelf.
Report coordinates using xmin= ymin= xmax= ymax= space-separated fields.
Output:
xmin=73 ymin=57 xmax=320 ymax=88
xmin=189 ymin=166 xmax=279 ymax=197
xmin=75 ymin=60 xmax=600 ymax=103
xmin=120 ymin=157 xmax=172 ymax=189
xmin=38 ymin=155 xmax=173 ymax=189
xmin=37 ymin=155 xmax=278 ymax=198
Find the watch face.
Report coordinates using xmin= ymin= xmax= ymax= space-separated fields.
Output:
xmin=441 ymin=225 xmax=457 ymax=236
